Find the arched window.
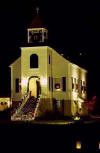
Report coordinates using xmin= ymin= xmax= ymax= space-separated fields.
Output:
xmin=30 ymin=54 xmax=38 ymax=68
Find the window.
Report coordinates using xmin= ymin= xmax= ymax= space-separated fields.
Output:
xmin=15 ymin=78 xmax=19 ymax=93
xmin=39 ymin=30 xmax=42 ymax=33
xmin=84 ymin=86 xmax=87 ymax=93
xmin=56 ymin=100 xmax=60 ymax=108
xmin=76 ymin=79 xmax=79 ymax=92
xmin=29 ymin=30 xmax=42 ymax=43
xmin=82 ymin=81 xmax=86 ymax=93
xmin=83 ymin=81 xmax=85 ymax=86
xmin=81 ymin=80 xmax=82 ymax=93
xmin=49 ymin=77 xmax=53 ymax=91
xmin=44 ymin=32 xmax=47 ymax=37
xmin=98 ymin=142 xmax=100 ymax=149
xmin=54 ymin=78 xmax=62 ymax=91
xmin=74 ymin=78 xmax=76 ymax=84
xmin=76 ymin=141 xmax=81 ymax=149
xmin=55 ymin=83 xmax=60 ymax=89
xmin=51 ymin=77 xmax=53 ymax=91
xmin=74 ymin=78 xmax=77 ymax=91
xmin=49 ymin=77 xmax=51 ymax=91
xmin=19 ymin=79 xmax=21 ymax=91
xmin=49 ymin=55 xmax=51 ymax=64
xmin=30 ymin=54 xmax=38 ymax=68
xmin=72 ymin=77 xmax=74 ymax=90
xmin=62 ymin=100 xmax=64 ymax=113
xmin=34 ymin=34 xmax=38 ymax=41
xmin=53 ymin=99 xmax=60 ymax=112
xmin=62 ymin=77 xmax=66 ymax=91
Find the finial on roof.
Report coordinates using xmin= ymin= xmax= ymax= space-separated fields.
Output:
xmin=36 ymin=7 xmax=40 ymax=15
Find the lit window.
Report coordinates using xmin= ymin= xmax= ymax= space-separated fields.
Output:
xmin=98 ymin=142 xmax=100 ymax=149
xmin=54 ymin=78 xmax=62 ymax=91
xmin=30 ymin=54 xmax=38 ymax=68
xmin=76 ymin=141 xmax=81 ymax=149
xmin=55 ymin=83 xmax=60 ymax=89
xmin=1 ymin=102 xmax=3 ymax=105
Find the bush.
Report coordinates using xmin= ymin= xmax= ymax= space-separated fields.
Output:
xmin=38 ymin=110 xmax=66 ymax=120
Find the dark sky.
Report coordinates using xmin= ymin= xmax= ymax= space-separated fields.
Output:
xmin=0 ymin=0 xmax=100 ymax=98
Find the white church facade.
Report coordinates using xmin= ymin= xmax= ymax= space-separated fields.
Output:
xmin=10 ymin=11 xmax=88 ymax=120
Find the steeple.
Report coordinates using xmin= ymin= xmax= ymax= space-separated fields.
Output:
xmin=36 ymin=7 xmax=40 ymax=15
xmin=27 ymin=7 xmax=48 ymax=44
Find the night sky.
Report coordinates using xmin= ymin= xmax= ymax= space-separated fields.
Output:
xmin=0 ymin=0 xmax=100 ymax=98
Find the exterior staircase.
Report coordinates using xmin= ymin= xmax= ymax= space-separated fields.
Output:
xmin=11 ymin=93 xmax=40 ymax=121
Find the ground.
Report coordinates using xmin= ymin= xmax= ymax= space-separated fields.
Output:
xmin=9 ymin=117 xmax=100 ymax=125
xmin=0 ymin=118 xmax=100 ymax=152
xmin=0 ymin=112 xmax=100 ymax=152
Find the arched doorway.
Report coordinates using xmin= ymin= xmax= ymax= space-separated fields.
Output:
xmin=28 ymin=77 xmax=40 ymax=98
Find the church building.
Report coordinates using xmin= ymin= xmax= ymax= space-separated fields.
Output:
xmin=10 ymin=9 xmax=88 ymax=120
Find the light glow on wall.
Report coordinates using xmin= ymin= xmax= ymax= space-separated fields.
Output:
xmin=21 ymin=78 xmax=28 ymax=86
xmin=0 ymin=98 xmax=11 ymax=108
xmin=73 ymin=92 xmax=78 ymax=100
xmin=78 ymin=97 xmax=84 ymax=109
xmin=74 ymin=116 xmax=80 ymax=120
xmin=41 ymin=77 xmax=47 ymax=85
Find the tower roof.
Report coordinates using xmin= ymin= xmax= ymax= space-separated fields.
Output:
xmin=28 ymin=14 xmax=44 ymax=28
xmin=28 ymin=7 xmax=44 ymax=28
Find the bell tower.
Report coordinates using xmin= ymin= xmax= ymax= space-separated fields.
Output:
xmin=27 ymin=7 xmax=48 ymax=44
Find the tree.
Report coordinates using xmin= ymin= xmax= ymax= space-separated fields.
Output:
xmin=83 ymin=96 xmax=97 ymax=115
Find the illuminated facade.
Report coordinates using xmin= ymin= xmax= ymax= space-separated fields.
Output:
xmin=10 ymin=11 xmax=88 ymax=120
xmin=0 ymin=98 xmax=11 ymax=111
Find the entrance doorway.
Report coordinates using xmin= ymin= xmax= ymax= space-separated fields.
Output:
xmin=28 ymin=77 xmax=40 ymax=98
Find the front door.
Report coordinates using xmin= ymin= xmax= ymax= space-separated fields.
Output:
xmin=29 ymin=78 xmax=37 ymax=98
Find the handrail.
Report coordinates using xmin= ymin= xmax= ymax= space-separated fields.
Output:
xmin=13 ymin=92 xmax=30 ymax=117
xmin=12 ymin=94 xmax=41 ymax=121
xmin=33 ymin=97 xmax=40 ymax=119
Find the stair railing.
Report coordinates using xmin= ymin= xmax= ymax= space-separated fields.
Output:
xmin=12 ymin=92 xmax=30 ymax=117
xmin=33 ymin=96 xmax=41 ymax=120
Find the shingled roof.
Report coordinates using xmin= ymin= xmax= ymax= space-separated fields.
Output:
xmin=28 ymin=14 xmax=44 ymax=28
